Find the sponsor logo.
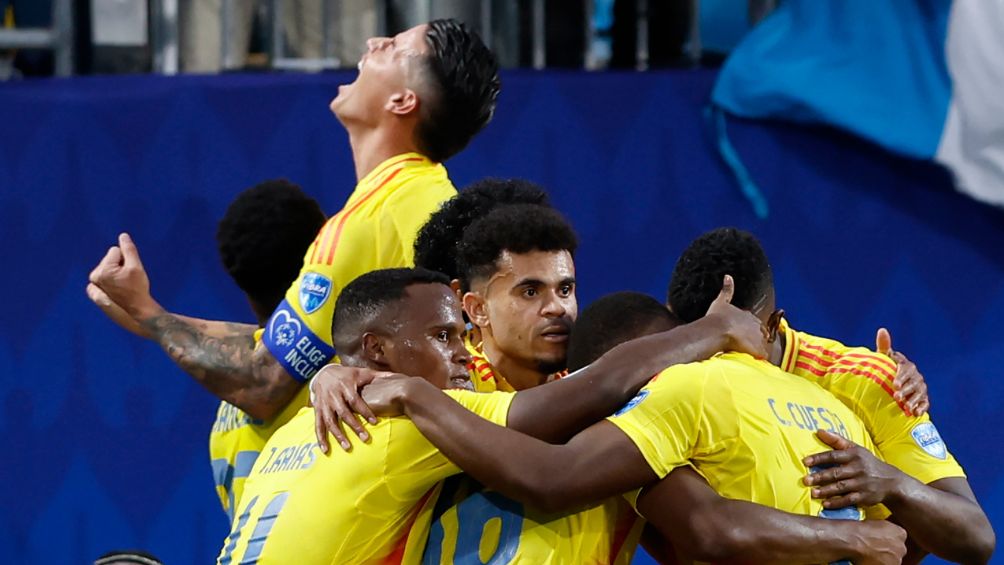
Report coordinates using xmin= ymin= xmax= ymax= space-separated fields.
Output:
xmin=911 ymin=422 xmax=947 ymax=460
xmin=269 ymin=309 xmax=302 ymax=348
xmin=299 ymin=272 xmax=332 ymax=314
xmin=614 ymin=390 xmax=650 ymax=417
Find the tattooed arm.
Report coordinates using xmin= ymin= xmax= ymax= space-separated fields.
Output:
xmin=88 ymin=234 xmax=302 ymax=420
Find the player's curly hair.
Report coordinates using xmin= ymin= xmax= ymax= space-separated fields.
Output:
xmin=566 ymin=291 xmax=680 ymax=372
xmin=332 ymin=268 xmax=450 ymax=350
xmin=457 ymin=203 xmax=578 ymax=293
xmin=216 ymin=179 xmax=326 ymax=313
xmin=417 ymin=19 xmax=501 ymax=163
xmin=667 ymin=227 xmax=773 ymax=323
xmin=414 ymin=178 xmax=551 ymax=280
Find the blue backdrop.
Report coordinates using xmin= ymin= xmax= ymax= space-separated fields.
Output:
xmin=0 ymin=69 xmax=1001 ymax=564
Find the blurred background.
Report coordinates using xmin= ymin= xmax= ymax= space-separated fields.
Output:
xmin=2 ymin=1 xmax=1003 ymax=563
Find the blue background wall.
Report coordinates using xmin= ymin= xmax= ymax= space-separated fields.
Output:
xmin=0 ymin=70 xmax=1001 ymax=564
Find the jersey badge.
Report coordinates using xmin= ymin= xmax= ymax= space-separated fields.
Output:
xmin=614 ymin=390 xmax=650 ymax=417
xmin=911 ymin=422 xmax=947 ymax=460
xmin=299 ymin=272 xmax=332 ymax=314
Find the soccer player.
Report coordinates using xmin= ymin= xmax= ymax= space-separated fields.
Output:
xmin=88 ymin=180 xmax=327 ymax=519
xmin=666 ymin=227 xmax=994 ymax=564
xmin=87 ymin=20 xmax=499 ymax=435
xmin=217 ymin=266 xmax=772 ymax=563
xmin=357 ymin=281 xmax=912 ymax=564
xmin=309 ymin=177 xmax=553 ymax=451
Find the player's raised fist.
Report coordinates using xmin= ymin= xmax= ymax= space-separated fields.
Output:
xmin=88 ymin=233 xmax=163 ymax=324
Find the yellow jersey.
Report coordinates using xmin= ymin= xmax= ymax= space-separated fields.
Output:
xmin=608 ymin=352 xmax=879 ymax=521
xmin=262 ymin=153 xmax=457 ymax=383
xmin=420 ymin=345 xmax=641 ymax=564
xmin=210 ymin=154 xmax=455 ymax=518
xmin=780 ymin=321 xmax=966 ymax=485
xmin=465 ymin=339 xmax=566 ymax=393
xmin=216 ymin=390 xmax=514 ymax=565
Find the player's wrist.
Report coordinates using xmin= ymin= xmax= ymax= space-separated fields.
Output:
xmin=882 ymin=469 xmax=918 ymax=507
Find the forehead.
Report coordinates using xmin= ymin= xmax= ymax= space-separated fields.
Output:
xmin=397 ymin=283 xmax=463 ymax=328
xmin=395 ymin=24 xmax=431 ymax=55
xmin=495 ymin=250 xmax=575 ymax=285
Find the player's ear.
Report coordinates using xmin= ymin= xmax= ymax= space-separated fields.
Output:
xmin=361 ymin=332 xmax=391 ymax=368
xmin=766 ymin=309 xmax=785 ymax=343
xmin=450 ymin=279 xmax=463 ymax=301
xmin=386 ymin=88 xmax=419 ymax=116
xmin=462 ymin=291 xmax=490 ymax=329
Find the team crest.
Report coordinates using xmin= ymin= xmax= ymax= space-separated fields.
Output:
xmin=269 ymin=309 xmax=302 ymax=347
xmin=614 ymin=390 xmax=650 ymax=417
xmin=299 ymin=272 xmax=332 ymax=314
xmin=911 ymin=422 xmax=947 ymax=460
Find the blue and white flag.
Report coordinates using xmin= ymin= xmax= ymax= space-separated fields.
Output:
xmin=712 ymin=0 xmax=1004 ymax=208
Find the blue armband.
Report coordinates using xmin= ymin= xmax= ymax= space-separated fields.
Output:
xmin=262 ymin=299 xmax=336 ymax=383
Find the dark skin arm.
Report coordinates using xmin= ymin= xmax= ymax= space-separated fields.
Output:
xmin=805 ymin=430 xmax=995 ymax=564
xmin=639 ymin=466 xmax=907 ymax=565
xmin=87 ymin=234 xmax=302 ymax=420
xmin=314 ymin=275 xmax=767 ymax=451
xmin=364 ymin=377 xmax=907 ymax=564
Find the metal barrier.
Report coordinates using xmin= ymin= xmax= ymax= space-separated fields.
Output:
xmin=0 ymin=0 xmax=74 ymax=76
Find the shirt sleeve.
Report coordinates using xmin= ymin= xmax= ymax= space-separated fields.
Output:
xmin=384 ymin=391 xmax=516 ymax=500
xmin=605 ymin=367 xmax=708 ymax=479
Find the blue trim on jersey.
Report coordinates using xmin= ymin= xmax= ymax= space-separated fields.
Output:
xmin=262 ymin=299 xmax=336 ymax=383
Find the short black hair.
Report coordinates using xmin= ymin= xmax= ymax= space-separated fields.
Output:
xmin=414 ymin=178 xmax=551 ymax=280
xmin=216 ymin=179 xmax=326 ymax=313
xmin=332 ymin=268 xmax=450 ymax=351
xmin=417 ymin=18 xmax=501 ymax=163
xmin=667 ymin=227 xmax=773 ymax=323
xmin=457 ymin=203 xmax=578 ymax=292
xmin=566 ymin=292 xmax=681 ymax=372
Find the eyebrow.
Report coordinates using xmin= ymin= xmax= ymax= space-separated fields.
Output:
xmin=513 ymin=277 xmax=577 ymax=288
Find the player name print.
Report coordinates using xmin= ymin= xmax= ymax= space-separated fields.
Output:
xmin=767 ymin=398 xmax=851 ymax=438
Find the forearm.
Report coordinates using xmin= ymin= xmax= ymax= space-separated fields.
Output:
xmin=885 ymin=477 xmax=994 ymax=564
xmin=140 ymin=311 xmax=299 ymax=419
xmin=401 ymin=379 xmax=571 ymax=507
xmin=639 ymin=470 xmax=877 ymax=564
xmin=507 ymin=316 xmax=727 ymax=442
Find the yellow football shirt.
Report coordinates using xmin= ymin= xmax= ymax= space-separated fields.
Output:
xmin=262 ymin=153 xmax=457 ymax=383
xmin=420 ymin=347 xmax=641 ymax=564
xmin=217 ymin=389 xmax=514 ymax=564
xmin=780 ymin=320 xmax=966 ymax=485
xmin=608 ymin=352 xmax=879 ymax=520
xmin=209 ymin=154 xmax=455 ymax=518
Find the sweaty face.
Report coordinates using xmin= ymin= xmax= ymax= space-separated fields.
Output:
xmin=478 ymin=250 xmax=577 ymax=374
xmin=380 ymin=283 xmax=472 ymax=390
xmin=329 ymin=23 xmax=431 ymax=124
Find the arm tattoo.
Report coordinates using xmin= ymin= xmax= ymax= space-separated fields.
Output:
xmin=141 ymin=314 xmax=258 ymax=398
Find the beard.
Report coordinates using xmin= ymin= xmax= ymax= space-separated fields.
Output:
xmin=535 ymin=357 xmax=567 ymax=375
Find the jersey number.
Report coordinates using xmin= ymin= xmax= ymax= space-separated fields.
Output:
xmin=218 ymin=492 xmax=290 ymax=564
xmin=423 ymin=491 xmax=524 ymax=564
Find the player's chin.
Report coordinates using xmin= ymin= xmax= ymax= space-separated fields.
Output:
xmin=534 ymin=352 xmax=568 ymax=375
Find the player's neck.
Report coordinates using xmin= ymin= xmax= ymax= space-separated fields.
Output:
xmin=768 ymin=331 xmax=786 ymax=367
xmin=481 ymin=339 xmax=548 ymax=391
xmin=347 ymin=125 xmax=422 ymax=182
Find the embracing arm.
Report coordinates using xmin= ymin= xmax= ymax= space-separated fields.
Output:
xmin=508 ymin=289 xmax=766 ymax=442
xmin=87 ymin=234 xmax=302 ymax=420
xmin=369 ymin=376 xmax=659 ymax=513
xmin=805 ymin=430 xmax=994 ymax=564
xmin=639 ymin=466 xmax=907 ymax=564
